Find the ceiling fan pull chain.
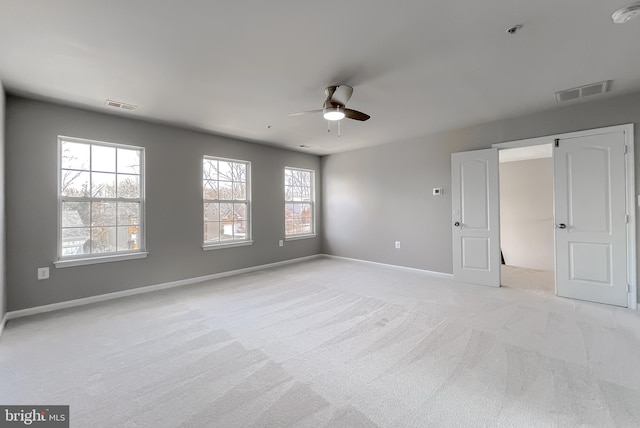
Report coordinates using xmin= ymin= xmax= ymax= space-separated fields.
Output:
xmin=338 ymin=120 xmax=341 ymax=137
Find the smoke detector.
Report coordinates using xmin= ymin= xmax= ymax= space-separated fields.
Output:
xmin=612 ymin=3 xmax=640 ymax=23
xmin=105 ymin=99 xmax=137 ymax=111
xmin=555 ymin=80 xmax=611 ymax=103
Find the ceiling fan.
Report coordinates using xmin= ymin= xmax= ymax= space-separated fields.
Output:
xmin=289 ymin=85 xmax=370 ymax=122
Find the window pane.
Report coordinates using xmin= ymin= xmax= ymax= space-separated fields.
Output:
xmin=62 ymin=202 xmax=90 ymax=227
xmin=204 ymin=221 xmax=221 ymax=242
xmin=234 ymin=221 xmax=247 ymax=240
xmin=219 ymin=203 xmax=233 ymax=222
xmin=117 ymin=148 xmax=140 ymax=174
xmin=301 ymin=186 xmax=311 ymax=201
xmin=61 ymin=227 xmax=90 ymax=256
xmin=233 ymin=182 xmax=246 ymax=200
xmin=92 ymin=172 xmax=116 ymax=198
xmin=232 ymin=163 xmax=246 ymax=182
xmin=203 ymin=180 xmax=218 ymax=200
xmin=91 ymin=227 xmax=116 ymax=253
xmin=61 ymin=171 xmax=90 ymax=197
xmin=218 ymin=181 xmax=233 ymax=200
xmin=219 ymin=202 xmax=234 ymax=239
xmin=284 ymin=168 xmax=292 ymax=185
xmin=292 ymin=185 xmax=303 ymax=201
xmin=285 ymin=219 xmax=295 ymax=235
xmin=92 ymin=145 xmax=116 ymax=172
xmin=92 ymin=201 xmax=116 ymax=226
xmin=117 ymin=174 xmax=140 ymax=199
xmin=204 ymin=203 xmax=219 ymax=222
xmin=218 ymin=161 xmax=232 ymax=181
xmin=61 ymin=142 xmax=90 ymax=170
xmin=203 ymin=159 xmax=218 ymax=180
xmin=117 ymin=226 xmax=139 ymax=251
xmin=234 ymin=203 xmax=247 ymax=221
xmin=118 ymin=202 xmax=140 ymax=225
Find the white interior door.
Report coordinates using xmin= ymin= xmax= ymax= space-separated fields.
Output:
xmin=451 ymin=148 xmax=500 ymax=287
xmin=554 ymin=131 xmax=628 ymax=306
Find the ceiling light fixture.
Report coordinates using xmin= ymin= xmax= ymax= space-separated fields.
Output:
xmin=323 ymin=106 xmax=345 ymax=121
xmin=506 ymin=24 xmax=522 ymax=34
xmin=612 ymin=3 xmax=640 ymax=23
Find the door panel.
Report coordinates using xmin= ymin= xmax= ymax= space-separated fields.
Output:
xmin=554 ymin=132 xmax=627 ymax=306
xmin=452 ymin=148 xmax=500 ymax=287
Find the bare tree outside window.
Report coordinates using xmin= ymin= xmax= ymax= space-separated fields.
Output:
xmin=59 ymin=137 xmax=144 ymax=258
xmin=284 ymin=167 xmax=314 ymax=236
xmin=203 ymin=157 xmax=250 ymax=245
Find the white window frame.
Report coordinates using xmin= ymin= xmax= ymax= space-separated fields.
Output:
xmin=55 ymin=136 xmax=147 ymax=268
xmin=202 ymin=155 xmax=253 ymax=250
xmin=284 ymin=167 xmax=316 ymax=240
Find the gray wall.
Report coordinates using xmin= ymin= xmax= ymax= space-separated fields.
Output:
xmin=0 ymin=80 xmax=5 ymax=321
xmin=322 ymin=91 xmax=640 ymax=286
xmin=500 ymin=158 xmax=554 ymax=271
xmin=6 ymin=96 xmax=321 ymax=311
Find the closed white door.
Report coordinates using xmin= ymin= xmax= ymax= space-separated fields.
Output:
xmin=554 ymin=131 xmax=628 ymax=306
xmin=451 ymin=148 xmax=500 ymax=287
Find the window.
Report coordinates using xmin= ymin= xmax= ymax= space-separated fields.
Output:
xmin=284 ymin=167 xmax=315 ymax=237
xmin=203 ymin=156 xmax=251 ymax=247
xmin=58 ymin=136 xmax=145 ymax=264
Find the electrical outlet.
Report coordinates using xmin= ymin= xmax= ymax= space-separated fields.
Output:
xmin=279 ymin=240 xmax=284 ymax=247
xmin=395 ymin=241 xmax=401 ymax=249
xmin=37 ymin=267 xmax=49 ymax=280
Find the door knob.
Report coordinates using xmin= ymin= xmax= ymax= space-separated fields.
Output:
xmin=557 ymin=223 xmax=567 ymax=229
xmin=454 ymin=221 xmax=460 ymax=227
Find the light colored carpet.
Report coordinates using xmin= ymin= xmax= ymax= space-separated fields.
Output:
xmin=2 ymin=257 xmax=640 ymax=427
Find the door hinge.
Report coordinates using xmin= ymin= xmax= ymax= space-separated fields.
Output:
xmin=624 ymin=145 xmax=628 ymax=154
xmin=627 ymin=283 xmax=630 ymax=293
xmin=555 ymin=138 xmax=559 ymax=147
xmin=626 ymin=214 xmax=629 ymax=223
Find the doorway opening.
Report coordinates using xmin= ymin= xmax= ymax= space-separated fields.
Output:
xmin=498 ymin=144 xmax=555 ymax=296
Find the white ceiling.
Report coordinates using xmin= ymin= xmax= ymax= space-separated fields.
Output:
xmin=1 ymin=1 xmax=639 ymax=155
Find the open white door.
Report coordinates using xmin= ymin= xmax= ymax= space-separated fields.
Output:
xmin=554 ymin=132 xmax=629 ymax=306
xmin=451 ymin=148 xmax=500 ymax=287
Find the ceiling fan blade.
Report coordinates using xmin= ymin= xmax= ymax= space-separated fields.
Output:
xmin=330 ymin=85 xmax=353 ymax=105
xmin=344 ymin=108 xmax=370 ymax=121
xmin=288 ymin=109 xmax=323 ymax=117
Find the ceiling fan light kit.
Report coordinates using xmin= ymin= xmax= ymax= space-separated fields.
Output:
xmin=612 ymin=3 xmax=640 ymax=23
xmin=323 ymin=106 xmax=345 ymax=121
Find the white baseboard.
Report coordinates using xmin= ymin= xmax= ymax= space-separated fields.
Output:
xmin=0 ymin=313 xmax=7 ymax=338
xmin=321 ymin=254 xmax=454 ymax=279
xmin=5 ymin=254 xmax=322 ymax=322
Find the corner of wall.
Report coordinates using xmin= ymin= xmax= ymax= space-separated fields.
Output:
xmin=0 ymin=77 xmax=6 ymax=335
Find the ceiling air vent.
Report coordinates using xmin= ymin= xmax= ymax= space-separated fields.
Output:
xmin=555 ymin=80 xmax=611 ymax=103
xmin=105 ymin=99 xmax=137 ymax=111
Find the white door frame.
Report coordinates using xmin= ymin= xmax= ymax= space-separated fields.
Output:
xmin=492 ymin=124 xmax=637 ymax=310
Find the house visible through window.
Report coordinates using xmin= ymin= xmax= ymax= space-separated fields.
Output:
xmin=203 ymin=156 xmax=251 ymax=246
xmin=284 ymin=167 xmax=315 ymax=237
xmin=59 ymin=136 xmax=144 ymax=259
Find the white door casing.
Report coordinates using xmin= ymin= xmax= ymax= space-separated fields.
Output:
xmin=554 ymin=131 xmax=629 ymax=306
xmin=451 ymin=148 xmax=501 ymax=287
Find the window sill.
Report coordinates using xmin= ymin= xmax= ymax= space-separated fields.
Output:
xmin=203 ymin=240 xmax=254 ymax=251
xmin=55 ymin=252 xmax=149 ymax=268
xmin=285 ymin=234 xmax=317 ymax=242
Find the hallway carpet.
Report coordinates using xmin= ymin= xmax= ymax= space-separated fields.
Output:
xmin=2 ymin=257 xmax=640 ymax=427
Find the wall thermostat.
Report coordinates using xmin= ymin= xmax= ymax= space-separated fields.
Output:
xmin=433 ymin=187 xmax=443 ymax=196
